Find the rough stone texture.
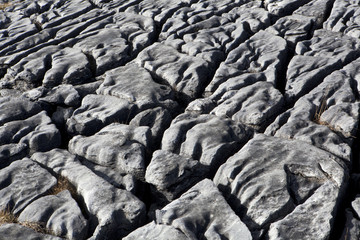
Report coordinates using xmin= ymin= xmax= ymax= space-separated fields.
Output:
xmin=266 ymin=58 xmax=360 ymax=161
xmin=18 ymin=190 xmax=88 ymax=240
xmin=0 ymin=158 xmax=57 ymax=215
xmin=66 ymin=94 xmax=135 ymax=136
xmin=324 ymin=0 xmax=360 ymax=38
xmin=285 ymin=29 xmax=360 ymax=103
xmin=145 ymin=150 xmax=206 ymax=202
xmin=96 ymin=63 xmax=178 ymax=112
xmin=69 ymin=123 xmax=151 ymax=179
xmin=205 ymin=30 xmax=288 ymax=96
xmin=31 ymin=149 xmax=146 ymax=240
xmin=124 ymin=179 xmax=252 ymax=240
xmin=0 ymin=223 xmax=62 ymax=240
xmin=135 ymin=42 xmax=211 ymax=101
xmin=1 ymin=0 xmax=360 ymax=239
xmin=214 ymin=134 xmax=348 ymax=239
xmin=162 ymin=113 xmax=253 ymax=171
xmin=211 ymin=81 xmax=285 ymax=131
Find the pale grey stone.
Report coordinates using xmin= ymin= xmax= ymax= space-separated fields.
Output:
xmin=43 ymin=47 xmax=92 ymax=88
xmin=19 ymin=190 xmax=88 ymax=240
xmin=205 ymin=30 xmax=288 ymax=96
xmin=39 ymin=84 xmax=81 ymax=107
xmin=0 ymin=158 xmax=57 ymax=215
xmin=0 ymin=143 xmax=28 ymax=168
xmin=135 ymin=42 xmax=210 ymax=101
xmin=285 ymin=29 xmax=360 ymax=103
xmin=293 ymin=0 xmax=334 ymax=27
xmin=0 ymin=111 xmax=61 ymax=153
xmin=125 ymin=179 xmax=252 ymax=240
xmin=264 ymin=0 xmax=312 ymax=16
xmin=0 ymin=96 xmax=42 ymax=125
xmin=31 ymin=149 xmax=146 ymax=240
xmin=129 ymin=107 xmax=173 ymax=148
xmin=211 ymin=81 xmax=285 ymax=131
xmin=214 ymin=134 xmax=348 ymax=239
xmin=0 ymin=223 xmax=62 ymax=240
xmin=66 ymin=94 xmax=135 ymax=136
xmin=69 ymin=123 xmax=151 ymax=179
xmin=145 ymin=150 xmax=206 ymax=202
xmin=341 ymin=210 xmax=360 ymax=240
xmin=96 ymin=63 xmax=178 ymax=111
xmin=162 ymin=113 xmax=252 ymax=171
xmin=324 ymin=0 xmax=360 ymax=38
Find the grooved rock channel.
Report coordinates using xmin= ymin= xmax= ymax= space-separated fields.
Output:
xmin=0 ymin=0 xmax=360 ymax=239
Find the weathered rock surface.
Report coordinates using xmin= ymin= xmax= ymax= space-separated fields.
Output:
xmin=1 ymin=0 xmax=360 ymax=239
xmin=0 ymin=158 xmax=57 ymax=215
xmin=69 ymin=123 xmax=151 ymax=179
xmin=18 ymin=190 xmax=88 ymax=240
xmin=125 ymin=179 xmax=252 ymax=240
xmin=66 ymin=94 xmax=135 ymax=136
xmin=214 ymin=134 xmax=348 ymax=239
xmin=31 ymin=149 xmax=146 ymax=240
xmin=0 ymin=223 xmax=62 ymax=240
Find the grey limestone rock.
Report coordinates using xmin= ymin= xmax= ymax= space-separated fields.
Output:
xmin=1 ymin=45 xmax=60 ymax=91
xmin=293 ymin=0 xmax=334 ymax=27
xmin=135 ymin=42 xmax=210 ymax=101
xmin=42 ymin=47 xmax=92 ymax=88
xmin=68 ymin=123 xmax=151 ymax=179
xmin=161 ymin=113 xmax=252 ymax=171
xmin=145 ymin=150 xmax=206 ymax=202
xmin=341 ymin=210 xmax=360 ymax=240
xmin=129 ymin=107 xmax=173 ymax=148
xmin=285 ymin=29 xmax=360 ymax=103
xmin=211 ymin=81 xmax=285 ymax=131
xmin=18 ymin=190 xmax=88 ymax=240
xmin=0 ymin=96 xmax=42 ymax=126
xmin=124 ymin=179 xmax=252 ymax=240
xmin=96 ymin=63 xmax=178 ymax=112
xmin=0 ymin=158 xmax=57 ymax=215
xmin=205 ymin=30 xmax=288 ymax=96
xmin=0 ymin=223 xmax=62 ymax=240
xmin=39 ymin=84 xmax=81 ymax=107
xmin=266 ymin=14 xmax=315 ymax=48
xmin=264 ymin=0 xmax=312 ymax=16
xmin=324 ymin=0 xmax=360 ymax=38
xmin=0 ymin=143 xmax=27 ymax=168
xmin=266 ymin=58 xmax=360 ymax=161
xmin=0 ymin=111 xmax=61 ymax=153
xmin=214 ymin=134 xmax=348 ymax=239
xmin=66 ymin=94 xmax=135 ymax=136
xmin=31 ymin=149 xmax=146 ymax=240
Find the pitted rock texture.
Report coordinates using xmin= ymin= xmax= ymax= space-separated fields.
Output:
xmin=1 ymin=0 xmax=360 ymax=239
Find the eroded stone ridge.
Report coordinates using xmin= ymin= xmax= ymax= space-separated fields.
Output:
xmin=0 ymin=0 xmax=360 ymax=239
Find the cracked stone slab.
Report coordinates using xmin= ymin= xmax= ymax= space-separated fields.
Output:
xmin=124 ymin=179 xmax=252 ymax=240
xmin=66 ymin=94 xmax=135 ymax=136
xmin=162 ymin=113 xmax=253 ymax=171
xmin=96 ymin=63 xmax=178 ymax=112
xmin=31 ymin=149 xmax=146 ymax=240
xmin=145 ymin=150 xmax=206 ymax=202
xmin=135 ymin=42 xmax=210 ymax=101
xmin=0 ymin=158 xmax=57 ymax=215
xmin=69 ymin=123 xmax=151 ymax=179
xmin=43 ymin=47 xmax=93 ymax=88
xmin=205 ymin=30 xmax=288 ymax=97
xmin=211 ymin=81 xmax=285 ymax=131
xmin=264 ymin=0 xmax=312 ymax=16
xmin=266 ymin=58 xmax=360 ymax=161
xmin=293 ymin=0 xmax=334 ymax=27
xmin=285 ymin=29 xmax=360 ymax=103
xmin=0 ymin=96 xmax=42 ymax=126
xmin=0 ymin=110 xmax=61 ymax=153
xmin=0 ymin=223 xmax=62 ymax=240
xmin=214 ymin=134 xmax=348 ymax=239
xmin=324 ymin=0 xmax=360 ymax=38
xmin=18 ymin=190 xmax=88 ymax=240
xmin=39 ymin=84 xmax=81 ymax=107
xmin=1 ymin=45 xmax=60 ymax=91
